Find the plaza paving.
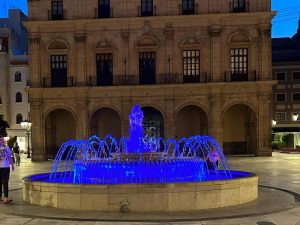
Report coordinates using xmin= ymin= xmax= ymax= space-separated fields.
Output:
xmin=1 ymin=152 xmax=300 ymax=224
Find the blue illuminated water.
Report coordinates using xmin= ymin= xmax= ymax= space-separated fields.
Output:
xmin=47 ymin=105 xmax=234 ymax=185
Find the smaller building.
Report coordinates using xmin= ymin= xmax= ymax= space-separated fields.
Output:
xmin=272 ymin=19 xmax=300 ymax=148
xmin=0 ymin=9 xmax=30 ymax=151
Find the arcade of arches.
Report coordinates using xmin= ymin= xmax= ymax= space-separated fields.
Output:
xmin=42 ymin=104 xmax=258 ymax=160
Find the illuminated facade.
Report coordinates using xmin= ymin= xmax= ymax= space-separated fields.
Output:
xmin=25 ymin=0 xmax=275 ymax=161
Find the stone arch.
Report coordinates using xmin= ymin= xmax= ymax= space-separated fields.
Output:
xmin=47 ymin=38 xmax=69 ymax=50
xmin=135 ymin=34 xmax=159 ymax=49
xmin=90 ymin=107 xmax=122 ymax=139
xmin=222 ymin=103 xmax=257 ymax=155
xmin=175 ymin=105 xmax=208 ymax=138
xmin=141 ymin=106 xmax=164 ymax=138
xmin=44 ymin=108 xmax=77 ymax=159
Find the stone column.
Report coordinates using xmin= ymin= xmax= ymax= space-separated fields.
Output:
xmin=76 ymin=100 xmax=89 ymax=139
xmin=30 ymin=101 xmax=46 ymax=161
xmin=28 ymin=35 xmax=41 ymax=87
xmin=74 ymin=32 xmax=87 ymax=86
xmin=259 ymin=25 xmax=272 ymax=80
xmin=164 ymin=97 xmax=175 ymax=138
xmin=208 ymin=94 xmax=223 ymax=145
xmin=208 ymin=25 xmax=223 ymax=82
xmin=257 ymin=91 xmax=273 ymax=156
xmin=121 ymin=99 xmax=131 ymax=137
xmin=120 ymin=30 xmax=130 ymax=80
xmin=163 ymin=23 xmax=175 ymax=82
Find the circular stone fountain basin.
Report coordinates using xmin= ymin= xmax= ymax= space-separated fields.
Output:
xmin=23 ymin=171 xmax=257 ymax=212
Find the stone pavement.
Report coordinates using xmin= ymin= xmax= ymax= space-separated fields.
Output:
xmin=1 ymin=152 xmax=300 ymax=225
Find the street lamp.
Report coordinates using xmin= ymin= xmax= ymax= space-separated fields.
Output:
xmin=21 ymin=119 xmax=32 ymax=158
xmin=272 ymin=119 xmax=277 ymax=126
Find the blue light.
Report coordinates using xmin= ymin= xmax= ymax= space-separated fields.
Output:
xmin=48 ymin=105 xmax=235 ymax=185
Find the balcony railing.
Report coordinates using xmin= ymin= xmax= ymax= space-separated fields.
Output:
xmin=94 ymin=7 xmax=113 ymax=19
xmin=48 ymin=9 xmax=66 ymax=20
xmin=138 ymin=5 xmax=157 ymax=17
xmin=229 ymin=1 xmax=249 ymax=13
xmin=27 ymin=71 xmax=262 ymax=88
xmin=179 ymin=3 xmax=198 ymax=15
xmin=43 ymin=76 xmax=75 ymax=88
xmin=224 ymin=70 xmax=258 ymax=82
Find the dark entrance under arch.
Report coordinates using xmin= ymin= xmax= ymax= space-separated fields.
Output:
xmin=175 ymin=105 xmax=208 ymax=138
xmin=222 ymin=104 xmax=257 ymax=155
xmin=141 ymin=107 xmax=164 ymax=138
xmin=90 ymin=108 xmax=121 ymax=139
xmin=45 ymin=109 xmax=76 ymax=159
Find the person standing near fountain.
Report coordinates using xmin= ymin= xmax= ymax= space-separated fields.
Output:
xmin=12 ymin=142 xmax=20 ymax=166
xmin=0 ymin=136 xmax=15 ymax=203
xmin=205 ymin=148 xmax=220 ymax=170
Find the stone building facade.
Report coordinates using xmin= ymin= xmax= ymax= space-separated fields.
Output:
xmin=25 ymin=0 xmax=275 ymax=161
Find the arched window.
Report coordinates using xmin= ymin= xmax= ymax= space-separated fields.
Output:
xmin=16 ymin=114 xmax=23 ymax=124
xmin=16 ymin=92 xmax=22 ymax=102
xmin=15 ymin=71 xmax=21 ymax=82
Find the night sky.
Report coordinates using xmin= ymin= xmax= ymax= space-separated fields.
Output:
xmin=0 ymin=0 xmax=299 ymax=38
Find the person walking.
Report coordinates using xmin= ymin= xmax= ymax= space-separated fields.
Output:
xmin=0 ymin=136 xmax=15 ymax=203
xmin=12 ymin=142 xmax=20 ymax=166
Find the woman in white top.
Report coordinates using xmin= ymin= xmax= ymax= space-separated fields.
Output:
xmin=0 ymin=136 xmax=15 ymax=203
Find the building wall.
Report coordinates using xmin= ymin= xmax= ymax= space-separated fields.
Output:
xmin=25 ymin=0 xmax=275 ymax=161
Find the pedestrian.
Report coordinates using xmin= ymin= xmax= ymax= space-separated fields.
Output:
xmin=0 ymin=136 xmax=15 ymax=203
xmin=205 ymin=148 xmax=220 ymax=170
xmin=12 ymin=142 xmax=20 ymax=166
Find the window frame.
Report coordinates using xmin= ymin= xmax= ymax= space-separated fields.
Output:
xmin=51 ymin=0 xmax=64 ymax=20
xmin=16 ymin=92 xmax=23 ymax=103
xmin=182 ymin=0 xmax=195 ymax=15
xmin=141 ymin=0 xmax=153 ymax=17
xmin=230 ymin=48 xmax=248 ymax=81
xmin=15 ymin=71 xmax=22 ymax=82
xmin=276 ymin=112 xmax=286 ymax=121
xmin=276 ymin=72 xmax=286 ymax=81
xmin=293 ymin=92 xmax=300 ymax=101
xmin=292 ymin=71 xmax=300 ymax=80
xmin=276 ymin=93 xmax=286 ymax=102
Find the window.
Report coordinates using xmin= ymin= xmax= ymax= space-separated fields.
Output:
xmin=141 ymin=0 xmax=153 ymax=16
xmin=293 ymin=72 xmax=300 ymax=80
xmin=51 ymin=0 xmax=64 ymax=20
xmin=15 ymin=71 xmax=21 ymax=82
xmin=16 ymin=92 xmax=22 ymax=102
xmin=0 ymin=96 xmax=2 ymax=104
xmin=276 ymin=93 xmax=286 ymax=101
xmin=51 ymin=55 xmax=68 ymax=87
xmin=276 ymin=72 xmax=286 ymax=81
xmin=16 ymin=114 xmax=23 ymax=124
xmin=183 ymin=50 xmax=200 ymax=83
xmin=0 ymin=114 xmax=4 ymax=120
xmin=293 ymin=93 xmax=300 ymax=101
xmin=182 ymin=0 xmax=195 ymax=15
xmin=276 ymin=112 xmax=286 ymax=121
xmin=96 ymin=53 xmax=113 ymax=86
xmin=231 ymin=48 xmax=248 ymax=81
xmin=98 ymin=0 xmax=110 ymax=18
xmin=139 ymin=52 xmax=156 ymax=85
xmin=232 ymin=0 xmax=246 ymax=12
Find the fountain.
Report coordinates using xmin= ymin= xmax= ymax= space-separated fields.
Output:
xmin=23 ymin=105 xmax=258 ymax=212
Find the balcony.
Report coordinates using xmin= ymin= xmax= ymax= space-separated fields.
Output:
xmin=229 ymin=1 xmax=249 ymax=13
xmin=179 ymin=3 xmax=198 ymax=15
xmin=95 ymin=7 xmax=113 ymax=18
xmin=48 ymin=10 xmax=66 ymax=20
xmin=224 ymin=70 xmax=258 ymax=82
xmin=43 ymin=77 xmax=74 ymax=88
